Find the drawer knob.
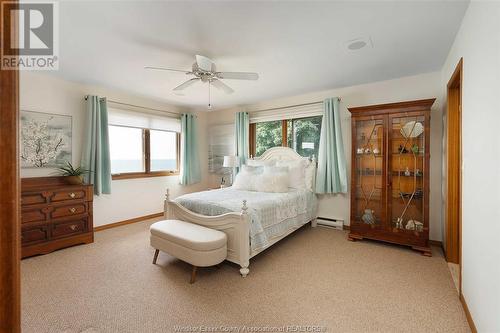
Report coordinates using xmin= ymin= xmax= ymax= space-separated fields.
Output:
xmin=69 ymin=207 xmax=76 ymax=213
xmin=70 ymin=225 xmax=77 ymax=231
xmin=69 ymin=192 xmax=76 ymax=198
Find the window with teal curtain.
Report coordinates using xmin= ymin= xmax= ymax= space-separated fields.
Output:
xmin=180 ymin=114 xmax=201 ymax=185
xmin=234 ymin=112 xmax=249 ymax=173
xmin=81 ymin=96 xmax=112 ymax=195
xmin=315 ymin=97 xmax=348 ymax=194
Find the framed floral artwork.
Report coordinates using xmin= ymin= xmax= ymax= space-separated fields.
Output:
xmin=20 ymin=110 xmax=72 ymax=168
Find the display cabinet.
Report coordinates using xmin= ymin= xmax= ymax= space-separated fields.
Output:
xmin=348 ymin=99 xmax=435 ymax=256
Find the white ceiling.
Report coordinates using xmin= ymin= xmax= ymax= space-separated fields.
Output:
xmin=54 ymin=1 xmax=468 ymax=109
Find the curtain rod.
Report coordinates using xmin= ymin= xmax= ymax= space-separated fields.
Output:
xmin=84 ymin=96 xmax=181 ymax=118
xmin=249 ymin=98 xmax=341 ymax=114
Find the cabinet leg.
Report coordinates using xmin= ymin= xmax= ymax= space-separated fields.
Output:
xmin=412 ymin=246 xmax=432 ymax=257
xmin=348 ymin=233 xmax=363 ymax=242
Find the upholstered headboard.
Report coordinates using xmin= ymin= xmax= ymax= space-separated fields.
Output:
xmin=251 ymin=147 xmax=316 ymax=192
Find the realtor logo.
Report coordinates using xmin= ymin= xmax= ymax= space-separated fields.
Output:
xmin=1 ymin=1 xmax=59 ymax=70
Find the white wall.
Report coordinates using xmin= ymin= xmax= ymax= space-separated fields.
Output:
xmin=20 ymin=72 xmax=209 ymax=227
xmin=207 ymin=72 xmax=444 ymax=241
xmin=441 ymin=2 xmax=500 ymax=331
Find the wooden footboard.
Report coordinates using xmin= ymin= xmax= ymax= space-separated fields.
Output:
xmin=164 ymin=190 xmax=251 ymax=277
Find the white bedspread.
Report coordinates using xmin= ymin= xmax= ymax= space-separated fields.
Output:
xmin=174 ymin=187 xmax=318 ymax=252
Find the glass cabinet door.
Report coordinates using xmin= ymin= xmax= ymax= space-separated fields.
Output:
xmin=389 ymin=115 xmax=426 ymax=235
xmin=353 ymin=117 xmax=385 ymax=229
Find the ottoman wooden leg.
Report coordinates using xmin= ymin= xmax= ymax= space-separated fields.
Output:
xmin=190 ymin=266 xmax=197 ymax=284
xmin=152 ymin=249 xmax=159 ymax=264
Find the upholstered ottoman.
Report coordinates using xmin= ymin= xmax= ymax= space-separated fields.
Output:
xmin=150 ymin=220 xmax=227 ymax=283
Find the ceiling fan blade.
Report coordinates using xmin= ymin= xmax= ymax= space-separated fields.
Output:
xmin=195 ymin=55 xmax=214 ymax=72
xmin=216 ymin=72 xmax=259 ymax=80
xmin=173 ymin=78 xmax=200 ymax=91
xmin=211 ymin=79 xmax=234 ymax=94
xmin=144 ymin=66 xmax=191 ymax=74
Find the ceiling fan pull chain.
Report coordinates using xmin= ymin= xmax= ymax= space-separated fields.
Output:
xmin=208 ymin=80 xmax=212 ymax=110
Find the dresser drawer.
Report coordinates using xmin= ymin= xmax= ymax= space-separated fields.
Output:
xmin=21 ymin=225 xmax=49 ymax=245
xmin=22 ymin=208 xmax=47 ymax=224
xmin=51 ymin=203 xmax=87 ymax=219
xmin=21 ymin=192 xmax=49 ymax=206
xmin=51 ymin=189 xmax=88 ymax=202
xmin=51 ymin=218 xmax=88 ymax=239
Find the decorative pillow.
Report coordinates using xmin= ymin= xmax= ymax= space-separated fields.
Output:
xmin=276 ymin=159 xmax=307 ymax=189
xmin=246 ymin=159 xmax=276 ymax=167
xmin=232 ymin=168 xmax=259 ymax=191
xmin=254 ymin=170 xmax=289 ymax=193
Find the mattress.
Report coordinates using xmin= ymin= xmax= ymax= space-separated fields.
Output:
xmin=174 ymin=187 xmax=318 ymax=252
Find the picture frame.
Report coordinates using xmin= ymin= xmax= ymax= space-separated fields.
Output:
xmin=20 ymin=110 xmax=72 ymax=168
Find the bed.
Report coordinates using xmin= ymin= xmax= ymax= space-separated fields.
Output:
xmin=164 ymin=147 xmax=318 ymax=277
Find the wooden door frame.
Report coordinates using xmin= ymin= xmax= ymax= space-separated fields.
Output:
xmin=445 ymin=58 xmax=463 ymax=293
xmin=0 ymin=0 xmax=21 ymax=331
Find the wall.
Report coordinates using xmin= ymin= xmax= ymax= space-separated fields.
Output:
xmin=441 ymin=2 xmax=500 ymax=331
xmin=207 ymin=72 xmax=444 ymax=241
xmin=20 ymin=72 xmax=209 ymax=227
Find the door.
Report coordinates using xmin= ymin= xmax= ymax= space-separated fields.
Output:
xmin=351 ymin=115 xmax=387 ymax=232
xmin=0 ymin=0 xmax=21 ymax=329
xmin=446 ymin=59 xmax=462 ymax=265
xmin=388 ymin=112 xmax=429 ymax=247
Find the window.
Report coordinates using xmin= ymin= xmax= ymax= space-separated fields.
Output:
xmin=109 ymin=126 xmax=145 ymax=174
xmin=150 ymin=130 xmax=178 ymax=172
xmin=251 ymin=116 xmax=322 ymax=158
xmin=255 ymin=120 xmax=283 ymax=157
xmin=109 ymin=126 xmax=180 ymax=179
xmin=107 ymin=108 xmax=181 ymax=180
xmin=287 ymin=116 xmax=322 ymax=158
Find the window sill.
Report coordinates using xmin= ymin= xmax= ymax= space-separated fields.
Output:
xmin=112 ymin=171 xmax=179 ymax=180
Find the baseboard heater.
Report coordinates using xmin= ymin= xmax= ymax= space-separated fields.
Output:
xmin=316 ymin=217 xmax=344 ymax=231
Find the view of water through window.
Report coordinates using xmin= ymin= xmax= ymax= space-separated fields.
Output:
xmin=109 ymin=126 xmax=177 ymax=174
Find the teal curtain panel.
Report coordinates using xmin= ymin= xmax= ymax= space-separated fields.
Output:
xmin=81 ymin=96 xmax=112 ymax=195
xmin=315 ymin=97 xmax=348 ymax=194
xmin=234 ymin=112 xmax=249 ymax=173
xmin=180 ymin=113 xmax=201 ymax=185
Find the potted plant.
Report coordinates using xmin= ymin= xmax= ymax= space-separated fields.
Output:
xmin=56 ymin=162 xmax=89 ymax=185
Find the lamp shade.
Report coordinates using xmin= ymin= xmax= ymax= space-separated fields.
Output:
xmin=223 ymin=155 xmax=239 ymax=168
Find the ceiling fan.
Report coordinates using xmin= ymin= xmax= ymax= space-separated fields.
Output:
xmin=145 ymin=55 xmax=259 ymax=109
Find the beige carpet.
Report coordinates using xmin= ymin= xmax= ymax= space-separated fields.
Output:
xmin=22 ymin=219 xmax=470 ymax=333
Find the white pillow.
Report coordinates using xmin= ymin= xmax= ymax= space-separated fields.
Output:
xmin=232 ymin=168 xmax=258 ymax=191
xmin=254 ymin=170 xmax=289 ymax=193
xmin=276 ymin=160 xmax=307 ymax=189
xmin=241 ymin=165 xmax=263 ymax=174
xmin=246 ymin=159 xmax=276 ymax=167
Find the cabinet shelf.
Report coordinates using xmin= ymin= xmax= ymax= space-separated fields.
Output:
xmin=391 ymin=153 xmax=424 ymax=156
xmin=392 ymin=171 xmax=423 ymax=177
xmin=357 ymin=170 xmax=383 ymax=176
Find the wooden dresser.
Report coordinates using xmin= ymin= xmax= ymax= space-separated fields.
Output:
xmin=21 ymin=177 xmax=94 ymax=258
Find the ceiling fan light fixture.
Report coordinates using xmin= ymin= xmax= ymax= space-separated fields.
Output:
xmin=145 ymin=54 xmax=259 ymax=109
